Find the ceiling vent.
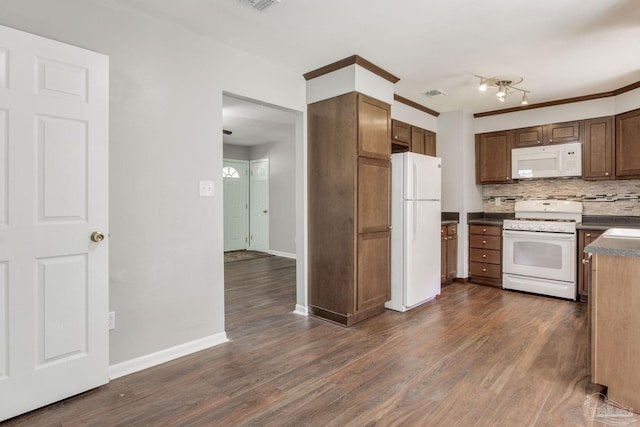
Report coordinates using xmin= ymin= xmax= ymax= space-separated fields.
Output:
xmin=424 ymin=89 xmax=447 ymax=97
xmin=238 ymin=0 xmax=281 ymax=11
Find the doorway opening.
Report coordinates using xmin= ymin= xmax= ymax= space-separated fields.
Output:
xmin=222 ymin=92 xmax=301 ymax=337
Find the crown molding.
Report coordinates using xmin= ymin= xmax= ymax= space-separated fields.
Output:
xmin=303 ymin=55 xmax=400 ymax=83
xmin=394 ymin=94 xmax=440 ymax=117
xmin=474 ymin=80 xmax=640 ymax=118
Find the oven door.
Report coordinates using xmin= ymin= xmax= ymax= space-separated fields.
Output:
xmin=502 ymin=230 xmax=576 ymax=282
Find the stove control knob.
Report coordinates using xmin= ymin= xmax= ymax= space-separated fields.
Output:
xmin=550 ymin=225 xmax=558 ymax=231
xmin=558 ymin=226 xmax=566 ymax=232
xmin=528 ymin=225 xmax=534 ymax=230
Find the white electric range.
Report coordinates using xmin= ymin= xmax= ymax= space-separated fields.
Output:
xmin=502 ymin=200 xmax=582 ymax=300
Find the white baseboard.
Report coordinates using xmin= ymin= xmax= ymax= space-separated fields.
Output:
xmin=109 ymin=332 xmax=228 ymax=380
xmin=294 ymin=304 xmax=309 ymax=316
xmin=268 ymin=250 xmax=296 ymax=259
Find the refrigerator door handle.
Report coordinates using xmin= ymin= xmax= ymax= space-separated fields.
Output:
xmin=413 ymin=162 xmax=418 ymax=200
xmin=413 ymin=202 xmax=417 ymax=238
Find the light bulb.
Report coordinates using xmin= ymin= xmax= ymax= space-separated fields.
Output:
xmin=496 ymin=84 xmax=507 ymax=97
xmin=478 ymin=82 xmax=488 ymax=92
xmin=521 ymin=93 xmax=529 ymax=105
xmin=498 ymin=95 xmax=505 ymax=102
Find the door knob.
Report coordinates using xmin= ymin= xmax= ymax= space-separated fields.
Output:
xmin=90 ymin=231 xmax=105 ymax=242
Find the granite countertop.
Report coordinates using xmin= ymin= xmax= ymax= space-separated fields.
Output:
xmin=467 ymin=212 xmax=512 ymax=227
xmin=585 ymin=230 xmax=640 ymax=258
xmin=467 ymin=219 xmax=504 ymax=226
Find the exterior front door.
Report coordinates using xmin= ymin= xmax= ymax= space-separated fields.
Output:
xmin=223 ymin=159 xmax=249 ymax=252
xmin=0 ymin=25 xmax=109 ymax=421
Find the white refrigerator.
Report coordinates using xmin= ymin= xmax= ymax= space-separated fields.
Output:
xmin=385 ymin=152 xmax=442 ymax=312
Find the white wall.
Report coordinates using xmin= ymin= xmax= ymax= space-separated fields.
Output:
xmin=250 ymin=140 xmax=296 ymax=256
xmin=438 ymin=110 xmax=482 ymax=278
xmin=391 ymin=102 xmax=438 ymax=132
xmin=223 ymin=144 xmax=250 ymax=161
xmin=0 ymin=0 xmax=307 ymax=366
xmin=474 ymin=88 xmax=640 ymax=133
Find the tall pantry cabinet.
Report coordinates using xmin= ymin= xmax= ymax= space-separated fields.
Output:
xmin=308 ymin=92 xmax=392 ymax=326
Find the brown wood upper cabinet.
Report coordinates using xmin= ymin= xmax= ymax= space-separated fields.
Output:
xmin=513 ymin=121 xmax=581 ymax=147
xmin=615 ymin=108 xmax=640 ymax=179
xmin=359 ymin=97 xmax=392 ymax=159
xmin=391 ymin=120 xmax=411 ymax=145
xmin=391 ymin=119 xmax=436 ymax=156
xmin=475 ymin=130 xmax=513 ymax=184
xmin=411 ymin=127 xmax=426 ymax=154
xmin=583 ymin=116 xmax=614 ymax=180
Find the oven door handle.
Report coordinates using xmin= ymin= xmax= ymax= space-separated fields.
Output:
xmin=503 ymin=230 xmax=576 ymax=241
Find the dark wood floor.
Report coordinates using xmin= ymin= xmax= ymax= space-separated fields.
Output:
xmin=5 ymin=256 xmax=614 ymax=426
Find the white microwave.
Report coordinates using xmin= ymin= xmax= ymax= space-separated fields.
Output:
xmin=511 ymin=142 xmax=582 ymax=179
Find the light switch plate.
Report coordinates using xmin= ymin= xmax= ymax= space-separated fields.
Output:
xmin=199 ymin=180 xmax=215 ymax=197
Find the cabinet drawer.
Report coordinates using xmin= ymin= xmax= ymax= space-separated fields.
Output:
xmin=469 ymin=234 xmax=501 ymax=250
xmin=469 ymin=224 xmax=501 ymax=236
xmin=469 ymin=262 xmax=501 ymax=279
xmin=469 ymin=248 xmax=501 ymax=265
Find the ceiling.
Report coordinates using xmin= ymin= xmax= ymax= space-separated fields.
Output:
xmin=100 ymin=0 xmax=640 ymax=139
xmin=223 ymin=95 xmax=296 ymax=146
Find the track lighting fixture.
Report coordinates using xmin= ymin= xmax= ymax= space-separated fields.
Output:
xmin=475 ymin=75 xmax=530 ymax=106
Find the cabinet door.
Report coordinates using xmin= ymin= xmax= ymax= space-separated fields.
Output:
xmin=391 ymin=119 xmax=411 ymax=145
xmin=446 ymin=225 xmax=457 ymax=281
xmin=475 ymin=131 xmax=513 ymax=183
xmin=357 ymin=231 xmax=390 ymax=311
xmin=425 ymin=130 xmax=436 ymax=157
xmin=358 ymin=157 xmax=391 ymax=234
xmin=615 ymin=109 xmax=640 ymax=179
xmin=358 ymin=94 xmax=391 ymax=159
xmin=578 ymin=230 xmax=603 ymax=301
xmin=514 ymin=126 xmax=543 ymax=147
xmin=410 ymin=127 xmax=426 ymax=154
xmin=544 ymin=121 xmax=581 ymax=144
xmin=583 ymin=117 xmax=614 ymax=180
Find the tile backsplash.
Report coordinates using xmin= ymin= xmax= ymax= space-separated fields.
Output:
xmin=483 ymin=178 xmax=640 ymax=216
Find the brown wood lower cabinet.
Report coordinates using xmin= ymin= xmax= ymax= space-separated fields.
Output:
xmin=441 ymin=224 xmax=457 ymax=285
xmin=577 ymin=229 xmax=603 ymax=302
xmin=468 ymin=224 xmax=502 ymax=287
xmin=591 ymin=252 xmax=640 ymax=412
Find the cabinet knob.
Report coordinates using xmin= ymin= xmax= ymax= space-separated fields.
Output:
xmin=582 ymin=259 xmax=589 ymax=264
xmin=482 ymin=268 xmax=487 ymax=272
xmin=549 ymin=139 xmax=553 ymax=142
xmin=586 ymin=233 xmax=591 ymax=237
xmin=482 ymin=240 xmax=487 ymax=244
xmin=506 ymin=177 xmax=510 ymax=180
xmin=482 ymin=228 xmax=487 ymax=232
xmin=537 ymin=141 xmax=541 ymax=144
xmin=605 ymin=172 xmax=609 ymax=176
xmin=482 ymin=254 xmax=487 ymax=258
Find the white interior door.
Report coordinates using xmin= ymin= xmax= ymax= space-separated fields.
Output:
xmin=223 ymin=159 xmax=248 ymax=252
xmin=249 ymin=159 xmax=269 ymax=252
xmin=0 ymin=25 xmax=109 ymax=421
